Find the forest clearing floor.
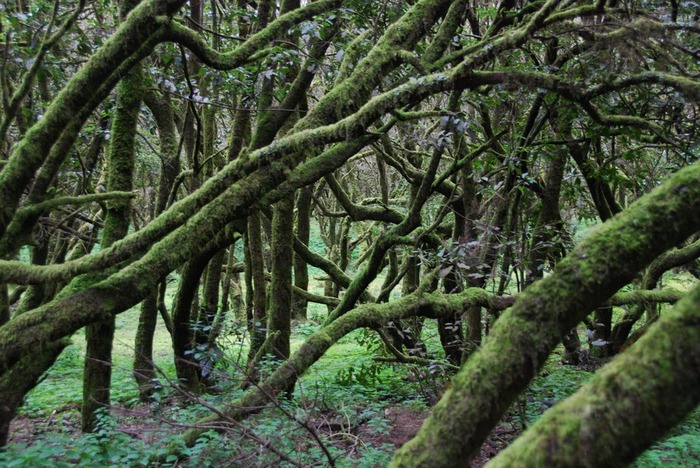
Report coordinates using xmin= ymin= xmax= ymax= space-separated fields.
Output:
xmin=6 ymin=348 xmax=700 ymax=467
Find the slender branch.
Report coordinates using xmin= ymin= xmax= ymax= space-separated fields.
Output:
xmin=0 ymin=0 xmax=86 ymax=147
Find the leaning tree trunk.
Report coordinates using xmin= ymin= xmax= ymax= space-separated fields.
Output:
xmin=487 ymin=280 xmax=700 ymax=467
xmin=133 ymin=88 xmax=180 ymax=399
xmin=391 ymin=158 xmax=700 ymax=467
xmin=0 ymin=339 xmax=68 ymax=446
xmin=171 ymin=253 xmax=210 ymax=394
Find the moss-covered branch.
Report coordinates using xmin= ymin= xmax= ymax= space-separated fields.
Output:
xmin=20 ymin=192 xmax=135 ymax=219
xmin=324 ymin=173 xmax=405 ymax=224
xmin=605 ymin=288 xmax=685 ymax=306
xmin=292 ymin=234 xmax=375 ymax=302
xmin=291 ymin=285 xmax=340 ymax=307
xmin=161 ymin=0 xmax=341 ymax=70
xmin=182 ymin=287 xmax=501 ymax=445
xmin=643 ymin=238 xmax=700 ymax=289
xmin=487 ymin=281 xmax=700 ymax=467
xmin=391 ymin=160 xmax=700 ymax=467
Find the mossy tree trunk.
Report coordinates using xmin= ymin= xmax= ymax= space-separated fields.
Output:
xmin=0 ymin=339 xmax=68 ymax=446
xmin=267 ymin=195 xmax=294 ymax=360
xmin=0 ymin=0 xmax=186 ymax=241
xmin=0 ymin=0 xmax=452 ymax=375
xmin=292 ymin=187 xmax=312 ymax=319
xmin=0 ymin=1 xmax=698 ymax=459
xmin=171 ymin=252 xmax=209 ymax=393
xmin=391 ymin=160 xmax=700 ymax=467
xmin=246 ymin=211 xmax=267 ymax=363
xmin=133 ymin=88 xmax=180 ymax=399
xmin=487 ymin=281 xmax=700 ymax=467
xmin=0 ymin=285 xmax=7 ymax=327
xmin=82 ymin=2 xmax=144 ymax=428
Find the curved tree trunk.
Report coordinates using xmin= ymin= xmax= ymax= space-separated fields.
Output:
xmin=0 ymin=339 xmax=68 ymax=446
xmin=391 ymin=160 xmax=700 ymax=467
xmin=171 ymin=253 xmax=210 ymax=393
xmin=133 ymin=89 xmax=180 ymax=399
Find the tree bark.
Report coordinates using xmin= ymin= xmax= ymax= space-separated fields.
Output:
xmin=133 ymin=88 xmax=179 ymax=399
xmin=171 ymin=253 xmax=209 ymax=393
xmin=0 ymin=339 xmax=68 ymax=446
xmin=246 ymin=212 xmax=267 ymax=362
xmin=292 ymin=188 xmax=312 ymax=319
xmin=391 ymin=160 xmax=700 ymax=467
xmin=487 ymin=281 xmax=700 ymax=467
xmin=82 ymin=34 xmax=143 ymax=430
xmin=267 ymin=196 xmax=295 ymax=360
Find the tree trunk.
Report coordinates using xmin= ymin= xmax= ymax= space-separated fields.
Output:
xmin=183 ymin=287 xmax=505 ymax=446
xmin=171 ymin=254 xmax=209 ymax=393
xmin=487 ymin=281 xmax=700 ymax=467
xmin=292 ymin=187 xmax=312 ymax=319
xmin=0 ymin=339 xmax=68 ymax=446
xmin=133 ymin=293 xmax=159 ymax=399
xmin=246 ymin=212 xmax=267 ymax=363
xmin=267 ymin=195 xmax=294 ymax=360
xmin=391 ymin=161 xmax=700 ymax=467
xmin=133 ymin=89 xmax=179 ymax=399
xmin=0 ymin=285 xmax=7 ymax=326
xmin=82 ymin=39 xmax=142 ymax=431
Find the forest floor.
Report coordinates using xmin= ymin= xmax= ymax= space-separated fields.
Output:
xmin=7 ymin=397 xmax=522 ymax=466
xmin=6 ymin=311 xmax=699 ymax=467
xmin=4 ymin=271 xmax=700 ymax=466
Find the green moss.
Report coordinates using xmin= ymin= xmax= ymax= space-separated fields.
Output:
xmin=489 ymin=283 xmax=700 ymax=466
xmin=392 ymin=161 xmax=700 ymax=466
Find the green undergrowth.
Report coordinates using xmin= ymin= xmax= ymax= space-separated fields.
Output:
xmin=633 ymin=407 xmax=700 ymax=467
xmin=5 ymin=267 xmax=699 ymax=466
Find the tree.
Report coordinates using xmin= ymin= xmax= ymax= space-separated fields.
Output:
xmin=0 ymin=0 xmax=698 ymax=463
